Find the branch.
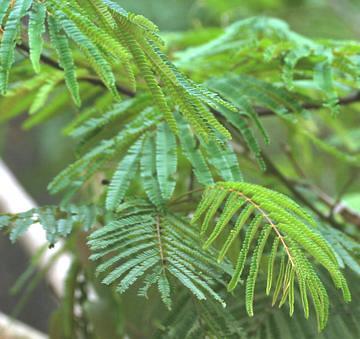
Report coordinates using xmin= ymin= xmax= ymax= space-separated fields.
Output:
xmin=0 ymin=312 xmax=47 ymax=339
xmin=17 ymin=43 xmax=61 ymax=71
xmin=283 ymin=145 xmax=360 ymax=227
xmin=14 ymin=43 xmax=360 ymax=230
xmin=16 ymin=43 xmax=360 ymax=114
xmin=17 ymin=43 xmax=136 ymax=98
xmin=295 ymin=181 xmax=360 ymax=228
xmin=255 ymin=91 xmax=360 ymax=116
xmin=261 ymin=153 xmax=350 ymax=230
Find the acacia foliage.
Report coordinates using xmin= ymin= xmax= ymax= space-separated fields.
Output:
xmin=0 ymin=1 xmax=359 ymax=338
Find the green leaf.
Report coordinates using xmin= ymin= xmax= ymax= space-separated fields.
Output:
xmin=28 ymin=2 xmax=46 ymax=73
xmin=60 ymin=17 xmax=117 ymax=97
xmin=193 ymin=182 xmax=350 ymax=330
xmin=0 ymin=0 xmax=11 ymax=25
xmin=48 ymin=15 xmax=81 ymax=106
xmin=245 ymin=224 xmax=272 ymax=316
xmin=177 ymin=116 xmax=214 ymax=186
xmin=29 ymin=73 xmax=61 ymax=114
xmin=106 ymin=139 xmax=143 ymax=210
xmin=314 ymin=61 xmax=339 ymax=114
xmin=3 ymin=205 xmax=97 ymax=245
xmin=156 ymin=123 xmax=177 ymax=200
xmin=205 ymin=140 xmax=243 ymax=182
xmin=89 ymin=205 xmax=226 ymax=308
xmin=141 ymin=135 xmax=164 ymax=207
xmin=0 ymin=0 xmax=32 ymax=93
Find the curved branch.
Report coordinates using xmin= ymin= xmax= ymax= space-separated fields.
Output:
xmin=17 ymin=43 xmax=136 ymax=98
xmin=17 ymin=43 xmax=360 ymax=114
xmin=0 ymin=311 xmax=47 ymax=339
xmin=255 ymin=91 xmax=360 ymax=116
xmin=261 ymin=153 xmax=358 ymax=230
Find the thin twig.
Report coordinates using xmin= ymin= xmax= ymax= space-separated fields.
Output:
xmin=0 ymin=311 xmax=47 ymax=339
xmin=294 ymin=181 xmax=360 ymax=228
xmin=16 ymin=43 xmax=360 ymax=116
xmin=262 ymin=153 xmax=345 ymax=230
xmin=155 ymin=215 xmax=165 ymax=266
xmin=14 ymin=42 xmax=360 ymax=229
xmin=283 ymin=146 xmax=360 ymax=227
xmin=170 ymin=188 xmax=204 ymax=205
xmin=255 ymin=91 xmax=360 ymax=116
xmin=330 ymin=171 xmax=358 ymax=217
xmin=17 ymin=43 xmax=136 ymax=98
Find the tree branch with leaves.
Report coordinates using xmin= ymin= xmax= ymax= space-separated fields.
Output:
xmin=0 ymin=1 xmax=359 ymax=338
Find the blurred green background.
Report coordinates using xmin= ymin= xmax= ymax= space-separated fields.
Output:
xmin=0 ymin=0 xmax=359 ymax=333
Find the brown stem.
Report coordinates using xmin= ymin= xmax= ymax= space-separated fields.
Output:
xmin=155 ymin=215 xmax=165 ymax=266
xmin=170 ymin=188 xmax=204 ymax=205
xmin=15 ymin=42 xmax=360 ymax=229
xmin=17 ymin=42 xmax=136 ymax=98
xmin=262 ymin=153 xmax=345 ymax=230
xmin=17 ymin=43 xmax=360 ymax=116
xmin=255 ymin=91 xmax=360 ymax=117
xmin=283 ymin=146 xmax=360 ymax=228
xmin=294 ymin=181 xmax=360 ymax=228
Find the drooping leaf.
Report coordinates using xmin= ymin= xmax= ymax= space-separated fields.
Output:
xmin=106 ymin=139 xmax=143 ymax=210
xmin=28 ymin=2 xmax=46 ymax=73
xmin=48 ymin=15 xmax=81 ymax=106
xmin=156 ymin=123 xmax=177 ymax=201
xmin=193 ymin=182 xmax=350 ymax=330
xmin=0 ymin=0 xmax=32 ymax=93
